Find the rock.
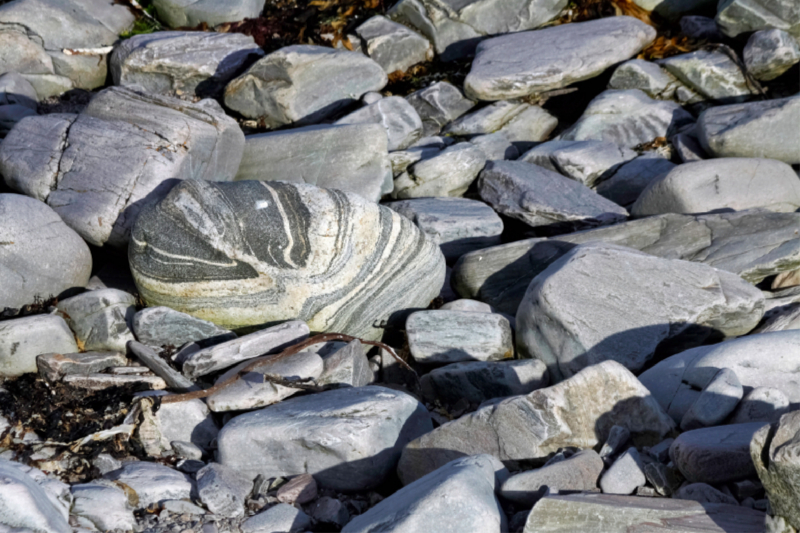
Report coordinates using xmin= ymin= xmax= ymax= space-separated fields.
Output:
xmin=392 ymin=142 xmax=486 ymax=199
xmin=138 ymin=395 xmax=218 ymax=454
xmin=420 ymin=359 xmax=549 ymax=407
xmin=680 ymin=16 xmax=725 ymax=41
xmin=599 ymin=426 xmax=631 ymax=463
xmin=680 ymin=368 xmax=743 ymax=431
xmin=657 ymin=49 xmax=752 ymax=102
xmin=600 ymin=447 xmax=646 ymax=495
xmin=343 ymin=455 xmax=506 ymax=532
xmin=406 ymin=310 xmax=513 ymax=364
xmin=443 ymin=100 xmax=528 ymax=137
xmin=130 ymin=181 xmax=445 ymax=339
xmin=309 ymin=496 xmax=350 ymax=528
xmin=732 ymin=387 xmax=790 ymax=424
xmin=0 ymin=103 xmax=36 ymax=137
xmin=559 ymin=89 xmax=695 ymax=148
xmin=387 ymin=0 xmax=567 ymax=61
xmin=317 ymin=340 xmax=373 ymax=388
xmin=172 ymin=441 xmax=204 ymax=460
xmin=217 ymin=386 xmax=433 ymax=490
xmin=224 ymin=45 xmax=387 ymax=127
xmin=197 ymin=463 xmax=253 ymax=518
xmin=64 ymin=373 xmax=167 ymax=391
xmin=500 ymin=450 xmax=604 ymax=506
xmin=715 ymin=0 xmax=800 ymax=40
xmin=487 ymin=106 xmax=558 ymax=149
xmin=522 ymin=493 xmax=766 ymax=533
xmin=672 ymin=131 xmax=709 ymax=162
xmin=234 ymin=123 xmax=393 ymax=202
xmin=756 ymin=304 xmax=800 ymax=334
xmin=516 ymin=243 xmax=764 ymax=381
xmin=477 ymin=160 xmax=628 ymax=233
xmin=110 ymin=31 xmax=263 ymax=98
xmin=464 ymin=17 xmax=655 ymax=100
xmin=646 ymin=439 xmax=674 ymax=463
xmin=388 ymin=197 xmax=503 ymax=261
xmin=519 ymin=140 xmax=637 ymax=188
xmin=104 ymin=462 xmax=193 ymax=509
xmin=0 ymin=315 xmax=79 ymax=377
xmin=153 ymin=0 xmax=265 ymax=28
xmin=744 ymin=29 xmax=800 ymax=81
xmin=674 ymin=482 xmax=739 ymax=506
xmin=405 ymin=82 xmax=474 ymax=137
xmin=36 ymin=351 xmax=126 ymax=382
xmin=336 ymin=96 xmax=423 ymax=151
xmin=356 ymin=15 xmax=432 ymax=74
xmin=71 ymin=482 xmax=135 ymax=532
xmin=469 ymin=133 xmax=519 ymax=160
xmin=670 ymin=423 xmax=767 ymax=484
xmin=0 ymin=459 xmax=71 ymax=532
xmin=0 ymin=194 xmax=92 ymax=309
xmin=127 ymin=341 xmax=198 ymax=392
xmin=56 ymin=289 xmax=136 ymax=352
xmin=595 ymin=154 xmax=676 ymax=207
xmin=132 ymin=307 xmax=234 ymax=348
xmin=774 ymin=270 xmax=800 ymax=291
xmin=440 ymin=299 xmax=494 ymax=313
xmin=696 ymin=95 xmax=800 ymax=165
xmin=0 ymin=70 xmax=39 ymax=109
xmin=607 ymin=59 xmax=680 ymax=100
xmin=751 ymin=411 xmax=800 ymax=530
xmin=241 ymin=503 xmax=312 ymax=533
xmin=398 ymin=360 xmax=674 ymax=484
xmin=276 ymin=473 xmax=317 ymax=505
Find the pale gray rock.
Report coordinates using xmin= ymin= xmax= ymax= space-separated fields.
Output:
xmin=744 ymin=29 xmax=800 ymax=81
xmin=182 ymin=321 xmax=309 ymax=379
xmin=234 ymin=123 xmax=393 ymax=202
xmin=392 ymin=142 xmax=486 ymax=199
xmin=595 ymin=154 xmax=676 ymax=207
xmin=172 ymin=441 xmax=204 ymax=460
xmin=0 ymin=26 xmax=56 ymax=89
xmin=356 ymin=15 xmax=432 ymax=74
xmin=130 ymin=181 xmax=445 ymax=339
xmin=71 ymin=482 xmax=135 ymax=532
xmin=500 ymin=450 xmax=603 ymax=506
xmin=335 ymin=96 xmax=423 ymax=151
xmin=468 ymin=132 xmax=519 ymax=160
xmin=405 ymin=82 xmax=474 ymax=136
xmin=658 ymin=49 xmax=752 ymax=101
xmin=389 ymin=145 xmax=443 ymax=176
xmin=680 ymin=368 xmax=743 ymax=431
xmin=224 ymin=45 xmax=387 ymax=128
xmin=607 ymin=59 xmax=681 ymax=100
xmin=559 ymin=89 xmax=695 ymax=148
xmin=442 ymin=100 xmax=528 ymax=137
xmin=110 ymin=31 xmax=264 ymax=97
xmin=388 ymin=197 xmax=503 ymax=261
xmin=241 ymin=503 xmax=312 ymax=533
xmin=406 ymin=310 xmax=513 ymax=364
xmin=751 ymin=410 xmax=800 ymax=530
xmin=140 ymin=396 xmax=219 ymax=451
xmin=153 ymin=0 xmax=265 ymax=28
xmin=317 ymin=340 xmax=373 ymax=388
xmin=671 ymin=423 xmax=767 ymax=483
xmin=104 ymin=462 xmax=194 ymax=508
xmin=36 ymin=351 xmax=126 ymax=382
xmin=0 ymin=315 xmax=78 ymax=377
xmin=674 ymin=482 xmax=739 ymax=506
xmin=132 ymin=307 xmax=234 ymax=348
xmin=731 ymin=387 xmax=790 ymax=424
xmin=398 ymin=361 xmax=675 ymax=484
xmin=519 ymin=140 xmax=637 ymax=188
xmin=440 ymin=299 xmax=493 ymax=313
xmin=420 ymin=359 xmax=549 ymax=406
xmin=715 ymin=0 xmax=800 ymax=40
xmin=680 ymin=16 xmax=724 ymax=41
xmin=756 ymin=304 xmax=800 ymax=334
xmin=343 ymin=455 xmax=506 ymax=532
xmin=65 ymin=373 xmax=166 ymax=390
xmin=599 ymin=448 xmax=646 ymax=495
xmin=197 ymin=463 xmax=253 ymax=518
xmin=218 ymin=386 xmax=432 ymax=490
xmin=696 ymin=95 xmax=800 ymax=165
xmin=477 ymin=160 xmax=629 ymax=233
xmin=0 ymin=194 xmax=92 ymax=309
xmin=56 ymin=289 xmax=135 ymax=352
xmin=464 ymin=17 xmax=656 ymax=100
xmin=491 ymin=106 xmax=558 ymax=149
xmin=0 ymin=459 xmax=70 ymax=533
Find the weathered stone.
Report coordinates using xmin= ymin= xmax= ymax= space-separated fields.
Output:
xmin=672 ymin=131 xmax=709 ymax=162
xmin=153 ymin=0 xmax=265 ymax=28
xmin=674 ymin=482 xmax=739 ymax=506
xmin=56 ymin=289 xmax=135 ymax=352
xmin=197 ymin=463 xmax=253 ymax=518
xmin=128 ymin=340 xmax=198 ymax=393
xmin=37 ymin=351 xmax=126 ymax=382
xmin=137 ymin=394 xmax=218 ymax=455
xmin=715 ymin=0 xmax=800 ymax=40
xmin=658 ymin=49 xmax=752 ymax=101
xmin=469 ymin=132 xmax=519 ymax=160
xmin=464 ymin=17 xmax=655 ymax=100
xmin=599 ymin=447 xmax=646 ymax=495
xmin=500 ymin=450 xmax=603 ymax=506
xmin=317 ymin=340 xmax=373 ymax=388
xmin=0 ymin=315 xmax=78 ymax=377
xmin=595 ymin=154 xmax=676 ymax=207
xmin=405 ymin=82 xmax=474 ymax=136
xmin=309 ymin=496 xmax=350 ymax=528
xmin=336 ymin=96 xmax=422 ymax=151
xmin=680 ymin=368 xmax=743 ymax=431
xmin=104 ymin=462 xmax=193 ymax=508
xmin=607 ymin=59 xmax=680 ymax=100
xmin=744 ymin=29 xmax=800 ymax=81
xmin=71 ymin=482 xmax=135 ymax=532
xmin=407 ymin=310 xmax=513 ymax=364
xmin=132 ymin=307 xmax=234 ymax=348
xmin=751 ymin=411 xmax=800 ymax=530
xmin=64 ymin=374 xmax=166 ymax=391
xmin=443 ymin=100 xmax=526 ymax=137
xmin=732 ymin=387 xmax=790 ymax=424
xmin=756 ymin=303 xmax=800 ymax=334
xmin=241 ymin=503 xmax=312 ymax=533
xmin=671 ymin=423 xmax=767 ymax=484
xmin=0 ymin=459 xmax=70 ymax=533
xmin=276 ymin=473 xmax=317 ymax=505
xmin=392 ymin=142 xmax=486 ymax=199
xmin=0 ymin=104 xmax=36 ymax=137
xmin=356 ymin=15 xmax=432 ymax=74
xmin=519 ymin=140 xmax=637 ymax=188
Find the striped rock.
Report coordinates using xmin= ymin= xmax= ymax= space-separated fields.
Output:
xmin=129 ymin=180 xmax=445 ymax=339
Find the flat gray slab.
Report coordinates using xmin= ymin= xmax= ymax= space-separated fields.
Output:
xmin=406 ymin=310 xmax=513 ymax=364
xmin=393 ymin=142 xmax=486 ymax=199
xmin=500 ymin=450 xmax=603 ymax=506
xmin=71 ymin=483 xmax=135 ymax=532
xmin=658 ymin=49 xmax=751 ymax=101
xmin=104 ymin=462 xmax=194 ymax=509
xmin=519 ymin=140 xmax=637 ymax=188
xmin=133 ymin=306 xmax=234 ymax=348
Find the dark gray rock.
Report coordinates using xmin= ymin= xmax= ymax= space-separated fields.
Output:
xmin=500 ymin=450 xmax=604 ymax=506
xmin=0 ymin=103 xmax=36 ymax=137
xmin=405 ymin=82 xmax=474 ymax=137
xmin=469 ymin=133 xmax=519 ymax=160
xmin=132 ymin=307 xmax=235 ymax=348
xmin=680 ymin=16 xmax=724 ymax=41
xmin=355 ymin=15 xmax=432 ymax=74
xmin=674 ymin=482 xmax=739 ymax=506
xmin=680 ymin=367 xmax=743 ymax=431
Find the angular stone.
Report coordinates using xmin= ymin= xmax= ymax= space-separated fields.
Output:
xmin=443 ymin=100 xmax=528 ymax=137
xmin=71 ymin=482 xmax=135 ymax=532
xmin=756 ymin=304 xmax=800 ymax=334
xmin=153 ymin=0 xmax=265 ymax=28
xmin=104 ymin=462 xmax=194 ymax=508
xmin=716 ymin=0 xmax=800 ymax=40
xmin=241 ymin=503 xmax=312 ymax=533
xmin=130 ymin=181 xmax=445 ymax=339
xmin=335 ymin=96 xmax=423 ymax=151
xmin=0 ymin=73 xmax=36 ymax=106
xmin=64 ymin=374 xmax=167 ymax=391
xmin=197 ymin=463 xmax=253 ymax=518
xmin=234 ymin=123 xmax=393 ymax=202
xmin=519 ymin=140 xmax=637 ymax=188
xmin=0 ymin=103 xmax=36 ymax=137
xmin=356 ymin=15 xmax=432 ymax=74
xmin=276 ymin=473 xmax=317 ymax=505
xmin=595 ymin=154 xmax=676 ymax=207
xmin=110 ymin=31 xmax=264 ymax=97
xmin=0 ymin=194 xmax=92 ymax=309
xmin=751 ymin=411 xmax=800 ymax=530
xmin=469 ymin=132 xmax=519 ymax=160
xmin=516 ymin=243 xmax=764 ymax=381
xmin=500 ymin=450 xmax=604 ymax=506
xmin=405 ymin=82 xmax=474 ymax=137
xmin=680 ymin=368 xmax=743 ymax=431
xmin=407 ymin=310 xmax=513 ymax=364
xmin=37 ymin=351 xmax=126 ymax=382
xmin=608 ymin=59 xmax=680 ymax=99
xmin=132 ymin=307 xmax=234 ymax=348
xmin=127 ymin=341 xmax=198 ymax=392
xmin=224 ymin=45 xmax=387 ymax=128
xmin=600 ymin=447 xmax=646 ymax=495
xmin=600 ymin=426 xmax=631 ymax=463
xmin=309 ymin=496 xmax=350 ymax=528
xmin=398 ymin=361 xmax=675 ymax=484
xmin=393 ymin=142 xmax=486 ymax=199
xmin=744 ymin=29 xmax=800 ymax=81
xmin=0 ymin=315 xmax=79 ymax=377
xmin=138 ymin=394 xmax=218 ymax=454
xmin=732 ymin=387 xmax=790 ymax=424
xmin=674 ymin=482 xmax=739 ymax=506
xmin=464 ymin=17 xmax=656 ymax=100
xmin=57 ymin=289 xmax=136 ymax=352
xmin=0 ymin=459 xmax=70 ymax=533
xmin=672 ymin=423 xmax=767 ymax=484
xmin=658 ymin=49 xmax=751 ymax=101
xmin=317 ymin=340 xmax=373 ymax=388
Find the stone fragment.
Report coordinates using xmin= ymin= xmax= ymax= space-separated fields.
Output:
xmin=755 ymin=305 xmax=800 ymax=334
xmin=71 ymin=482 xmax=135 ymax=532
xmin=751 ymin=411 xmax=800 ymax=530
xmin=197 ymin=463 xmax=254 ymax=518
xmin=443 ymin=100 xmax=527 ymax=137
xmin=309 ymin=496 xmax=350 ymax=528
xmin=405 ymin=82 xmax=474 ymax=136
xmin=64 ymin=374 xmax=166 ymax=391
xmin=744 ymin=29 xmax=800 ymax=81
xmin=732 ymin=387 xmax=790 ymax=424
xmin=317 ymin=340 xmax=373 ymax=388
xmin=153 ymin=0 xmax=265 ymax=28
xmin=356 ymin=15 xmax=432 ymax=74
xmin=392 ymin=142 xmax=486 ymax=199
xmin=674 ymin=482 xmax=739 ymax=506
xmin=172 ymin=441 xmax=204 ymax=460
xmin=336 ymin=96 xmax=423 ymax=150
xmin=276 ymin=474 xmax=317 ymax=505
xmin=406 ymin=310 xmax=513 ymax=364
xmin=57 ymin=289 xmax=135 ymax=352
xmin=0 ymin=315 xmax=78 ymax=377
xmin=643 ymin=463 xmax=682 ymax=496
xmin=127 ymin=341 xmax=198 ymax=392
xmin=37 ymin=351 xmax=126 ymax=382
xmin=500 ymin=450 xmax=604 ymax=506
xmin=607 ymin=59 xmax=680 ymax=99
xmin=599 ymin=448 xmax=646 ymax=495
xmin=658 ymin=49 xmax=751 ymax=101
xmin=645 ymin=438 xmax=675 ymax=462
xmin=715 ymin=0 xmax=800 ymax=40
xmin=104 ymin=462 xmax=193 ymax=508
xmin=519 ymin=140 xmax=637 ymax=188
xmin=0 ymin=459 xmax=70 ymax=533
xmin=137 ymin=394 xmax=218 ymax=454
xmin=468 ymin=133 xmax=519 ymax=160
xmin=241 ymin=503 xmax=312 ymax=533
xmin=599 ymin=426 xmax=631 ymax=463
xmin=680 ymin=368 xmax=743 ymax=431
xmin=132 ymin=307 xmax=234 ymax=348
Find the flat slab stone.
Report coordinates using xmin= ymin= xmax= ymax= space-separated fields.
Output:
xmin=104 ymin=462 xmax=194 ymax=508
xmin=464 ymin=17 xmax=656 ymax=100
xmin=595 ymin=154 xmax=676 ymax=207
xmin=0 ymin=315 xmax=79 ymax=377
xmin=658 ymin=49 xmax=751 ymax=101
xmin=519 ymin=140 xmax=637 ymax=188
xmin=241 ymin=503 xmax=312 ymax=533
xmin=37 ymin=351 xmax=126 ymax=382
xmin=500 ymin=450 xmax=604 ymax=506
xmin=153 ymin=0 xmax=265 ymax=28
xmin=71 ymin=483 xmax=135 ymax=532
xmin=133 ymin=306 xmax=234 ymax=348
xmin=392 ymin=142 xmax=487 ymax=199
xmin=406 ymin=310 xmax=513 ymax=364
xmin=355 ymin=15 xmax=432 ymax=74
xmin=64 ymin=374 xmax=167 ymax=391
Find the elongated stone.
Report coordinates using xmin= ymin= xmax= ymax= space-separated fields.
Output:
xmin=500 ymin=450 xmax=604 ymax=506
xmin=519 ymin=140 xmax=637 ymax=188
xmin=355 ymin=15 xmax=433 ymax=74
xmin=406 ymin=310 xmax=513 ymax=364
xmin=671 ymin=423 xmax=766 ymax=484
xmin=37 ymin=351 xmax=127 ymax=382
xmin=130 ymin=180 xmax=445 ymax=339
xmin=335 ymin=96 xmax=423 ymax=151
xmin=657 ymin=49 xmax=751 ymax=101
xmin=132 ymin=306 xmax=234 ymax=348
xmin=393 ymin=142 xmax=486 ymax=199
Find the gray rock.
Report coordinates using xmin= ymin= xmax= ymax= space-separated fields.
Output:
xmin=0 ymin=72 xmax=36 ymax=106
xmin=387 ymin=0 xmax=567 ymax=61
xmin=0 ymin=459 xmax=70 ymax=533
xmin=680 ymin=16 xmax=725 ymax=41
xmin=64 ymin=373 xmax=167 ymax=390
xmin=440 ymin=299 xmax=494 ymax=313
xmin=751 ymin=411 xmax=800 ymax=530
xmin=464 ymin=17 xmax=655 ymax=100
xmin=672 ymin=131 xmax=709 ymax=162
xmin=217 ymin=386 xmax=433 ymax=490
xmin=136 ymin=394 xmax=218 ymax=455
xmin=696 ymin=95 xmax=800 ymax=165
xmin=388 ymin=197 xmax=503 ymax=261
xmin=197 ymin=463 xmax=253 ymax=518
xmin=715 ymin=0 xmax=800 ymax=40
xmin=600 ymin=426 xmax=631 ymax=463
xmin=599 ymin=448 xmax=646 ymax=495
xmin=559 ymin=89 xmax=695 ymax=148
xmin=500 ymin=450 xmax=604 ymax=506
xmin=595 ymin=154 xmax=676 ymax=207
xmin=518 ymin=140 xmax=637 ymax=188
xmin=731 ymin=387 xmax=790 ymax=424
xmin=477 ymin=160 xmax=629 ymax=232
xmin=420 ymin=358 xmax=549 ymax=407
xmin=680 ymin=367 xmax=743 ymax=431
xmin=756 ymin=304 xmax=800 ymax=334
xmin=224 ymin=45 xmax=387 ymax=127
xmin=674 ymin=482 xmax=739 ymax=506
xmin=110 ymin=31 xmax=264 ymax=97
xmin=607 ymin=59 xmax=681 ymax=100
xmin=389 ymin=145 xmax=443 ymax=176
xmin=744 ymin=29 xmax=800 ymax=81
xmin=647 ymin=438 xmax=675 ymax=463
xmin=172 ymin=441 xmax=204 ymax=460
xmin=309 ymin=497 xmax=350 ymax=528
xmin=71 ymin=482 xmax=135 ymax=532
xmin=671 ymin=423 xmax=767 ymax=484
xmin=469 ymin=133 xmax=519 ymax=160
xmin=392 ymin=142 xmax=486 ymax=199
xmin=0 ymin=194 xmax=92 ymax=309
xmin=356 ymin=15 xmax=432 ymax=74
xmin=182 ymin=321 xmax=309 ymax=379
xmin=0 ymin=27 xmax=57 ymax=94
xmin=37 ymin=351 xmax=126 ymax=382
xmin=153 ymin=0 xmax=265 ymax=28
xmin=406 ymin=310 xmax=513 ymax=364
xmin=0 ymin=315 xmax=79 ymax=377
xmin=405 ymin=82 xmax=474 ymax=136
xmin=131 ymin=180 xmax=444 ymax=338
xmin=241 ymin=503 xmax=312 ymax=533
xmin=335 ymin=96 xmax=423 ymax=151
xmin=658 ymin=49 xmax=752 ymax=102
xmin=132 ymin=307 xmax=235 ymax=348
xmin=234 ymin=123 xmax=393 ymax=202
xmin=0 ymin=103 xmax=36 ymax=137
xmin=343 ymin=454 xmax=506 ymax=532
xmin=276 ymin=473 xmax=317 ymax=504
xmin=398 ymin=360 xmax=675 ymax=484
xmin=442 ymin=100 xmax=528 ymax=137
xmin=522 ymin=493 xmax=766 ymax=533
xmin=317 ymin=340 xmax=373 ymax=388
xmin=56 ymin=289 xmax=135 ymax=352
xmin=128 ymin=341 xmax=198 ymax=392
xmin=104 ymin=462 xmax=193 ymax=508
xmin=490 ymin=106 xmax=558 ymax=149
